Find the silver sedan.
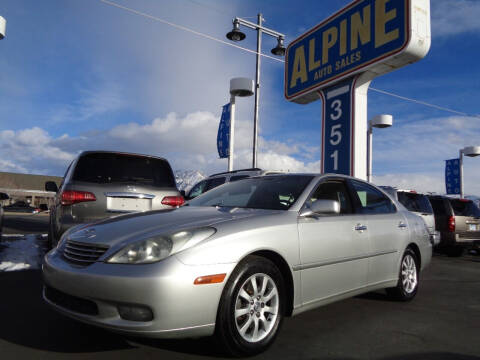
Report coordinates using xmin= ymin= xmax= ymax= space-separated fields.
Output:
xmin=42 ymin=174 xmax=432 ymax=356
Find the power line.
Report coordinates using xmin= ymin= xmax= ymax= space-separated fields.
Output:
xmin=99 ymin=0 xmax=477 ymax=119
xmin=369 ymin=87 xmax=480 ymax=118
xmin=99 ymin=0 xmax=284 ymax=63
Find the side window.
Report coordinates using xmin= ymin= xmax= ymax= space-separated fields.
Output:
xmin=188 ymin=180 xmax=206 ymax=199
xmin=205 ymin=177 xmax=226 ymax=192
xmin=350 ymin=180 xmax=395 ymax=214
xmin=230 ymin=175 xmax=250 ymax=182
xmin=309 ymin=180 xmax=352 ymax=214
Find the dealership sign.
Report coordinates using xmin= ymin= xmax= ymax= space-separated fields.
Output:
xmin=285 ymin=0 xmax=430 ymax=178
xmin=285 ymin=0 xmax=430 ymax=104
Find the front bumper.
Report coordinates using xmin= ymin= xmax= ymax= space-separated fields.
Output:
xmin=42 ymin=249 xmax=236 ymax=338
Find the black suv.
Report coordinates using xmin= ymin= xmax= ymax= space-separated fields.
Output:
xmin=427 ymin=195 xmax=480 ymax=256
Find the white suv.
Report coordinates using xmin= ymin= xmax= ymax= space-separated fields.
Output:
xmin=381 ymin=187 xmax=440 ymax=246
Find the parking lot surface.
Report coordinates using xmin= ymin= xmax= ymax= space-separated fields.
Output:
xmin=0 ymin=228 xmax=478 ymax=360
xmin=2 ymin=213 xmax=49 ymax=235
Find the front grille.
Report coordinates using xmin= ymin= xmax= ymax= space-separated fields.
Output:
xmin=44 ymin=285 xmax=99 ymax=315
xmin=63 ymin=240 xmax=109 ymax=265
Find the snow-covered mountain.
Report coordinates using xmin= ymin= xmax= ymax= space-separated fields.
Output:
xmin=175 ymin=170 xmax=205 ymax=191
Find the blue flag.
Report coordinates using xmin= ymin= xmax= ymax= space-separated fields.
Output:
xmin=217 ymin=104 xmax=230 ymax=158
xmin=445 ymin=158 xmax=460 ymax=195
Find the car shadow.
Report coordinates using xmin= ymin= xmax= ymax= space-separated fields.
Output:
xmin=0 ymin=269 xmax=135 ymax=353
xmin=130 ymin=336 xmax=227 ymax=358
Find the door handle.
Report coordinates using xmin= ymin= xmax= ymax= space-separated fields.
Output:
xmin=355 ymin=224 xmax=367 ymax=231
xmin=398 ymin=222 xmax=407 ymax=229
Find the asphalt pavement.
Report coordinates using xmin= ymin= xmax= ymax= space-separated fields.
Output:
xmin=0 ymin=249 xmax=479 ymax=359
xmin=2 ymin=213 xmax=49 ymax=234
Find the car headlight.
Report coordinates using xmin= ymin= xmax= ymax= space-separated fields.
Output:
xmin=106 ymin=227 xmax=216 ymax=264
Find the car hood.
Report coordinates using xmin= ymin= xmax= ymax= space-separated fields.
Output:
xmin=65 ymin=206 xmax=280 ymax=248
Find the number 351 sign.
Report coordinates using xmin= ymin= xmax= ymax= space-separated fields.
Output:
xmin=319 ymin=78 xmax=355 ymax=175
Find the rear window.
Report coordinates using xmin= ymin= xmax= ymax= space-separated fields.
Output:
xmin=397 ymin=192 xmax=433 ymax=214
xmin=73 ymin=153 xmax=176 ymax=187
xmin=448 ymin=199 xmax=480 ymax=217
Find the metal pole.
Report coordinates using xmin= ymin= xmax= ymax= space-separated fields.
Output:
xmin=252 ymin=13 xmax=262 ymax=168
xmin=459 ymin=149 xmax=464 ymax=198
xmin=367 ymin=123 xmax=373 ymax=182
xmin=228 ymin=95 xmax=236 ymax=171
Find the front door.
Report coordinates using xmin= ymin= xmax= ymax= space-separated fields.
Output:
xmin=297 ymin=179 xmax=369 ymax=306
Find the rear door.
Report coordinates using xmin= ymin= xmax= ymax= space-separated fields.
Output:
xmin=349 ymin=180 xmax=408 ymax=285
xmin=398 ymin=192 xmax=435 ymax=236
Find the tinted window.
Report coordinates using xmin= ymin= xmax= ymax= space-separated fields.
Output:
xmin=188 ymin=180 xmax=206 ymax=199
xmin=309 ymin=181 xmax=352 ymax=214
xmin=73 ymin=153 xmax=175 ymax=187
xmin=397 ymin=192 xmax=433 ymax=214
xmin=205 ymin=177 xmax=226 ymax=191
xmin=188 ymin=175 xmax=314 ymax=210
xmin=351 ymin=181 xmax=395 ymax=214
xmin=449 ymin=199 xmax=480 ymax=217
xmin=230 ymin=175 xmax=250 ymax=182
xmin=429 ymin=198 xmax=449 ymax=216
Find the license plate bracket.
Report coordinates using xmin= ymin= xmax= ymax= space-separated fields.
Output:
xmin=107 ymin=197 xmax=151 ymax=212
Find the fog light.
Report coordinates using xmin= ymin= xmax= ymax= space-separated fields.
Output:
xmin=117 ymin=304 xmax=153 ymax=322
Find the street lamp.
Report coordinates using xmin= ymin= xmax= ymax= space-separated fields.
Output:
xmin=367 ymin=114 xmax=393 ymax=182
xmin=226 ymin=14 xmax=285 ymax=168
xmin=228 ymin=78 xmax=254 ymax=171
xmin=0 ymin=16 xmax=6 ymax=39
xmin=459 ymin=145 xmax=480 ymax=198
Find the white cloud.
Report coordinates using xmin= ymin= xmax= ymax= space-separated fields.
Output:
xmin=432 ymin=0 xmax=480 ymax=37
xmin=0 ymin=111 xmax=320 ymax=177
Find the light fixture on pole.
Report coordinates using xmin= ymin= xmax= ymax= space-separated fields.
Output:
xmin=226 ymin=14 xmax=285 ymax=168
xmin=228 ymin=77 xmax=254 ymax=171
xmin=367 ymin=114 xmax=393 ymax=183
xmin=0 ymin=16 xmax=6 ymax=40
xmin=459 ymin=145 xmax=480 ymax=198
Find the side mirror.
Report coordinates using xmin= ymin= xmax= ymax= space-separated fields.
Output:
xmin=45 ymin=181 xmax=59 ymax=193
xmin=180 ymin=190 xmax=186 ymax=197
xmin=300 ymin=199 xmax=340 ymax=217
xmin=0 ymin=192 xmax=9 ymax=200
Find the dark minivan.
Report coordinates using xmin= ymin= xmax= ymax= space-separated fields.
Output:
xmin=46 ymin=151 xmax=183 ymax=248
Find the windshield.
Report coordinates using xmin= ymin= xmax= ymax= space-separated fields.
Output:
xmin=73 ymin=153 xmax=176 ymax=187
xmin=187 ymin=175 xmax=314 ymax=210
xmin=397 ymin=192 xmax=433 ymax=214
xmin=449 ymin=199 xmax=480 ymax=217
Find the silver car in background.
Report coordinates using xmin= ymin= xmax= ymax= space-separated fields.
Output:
xmin=43 ymin=174 xmax=431 ymax=356
xmin=45 ymin=151 xmax=183 ymax=248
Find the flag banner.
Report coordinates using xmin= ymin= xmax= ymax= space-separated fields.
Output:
xmin=217 ymin=103 xmax=230 ymax=159
xmin=445 ymin=158 xmax=461 ymax=195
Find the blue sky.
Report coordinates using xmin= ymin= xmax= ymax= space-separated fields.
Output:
xmin=0 ymin=0 xmax=479 ymax=195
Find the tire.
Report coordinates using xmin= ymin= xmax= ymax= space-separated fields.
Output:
xmin=387 ymin=248 xmax=419 ymax=301
xmin=47 ymin=218 xmax=56 ymax=250
xmin=215 ymin=255 xmax=285 ymax=357
xmin=445 ymin=246 xmax=463 ymax=257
